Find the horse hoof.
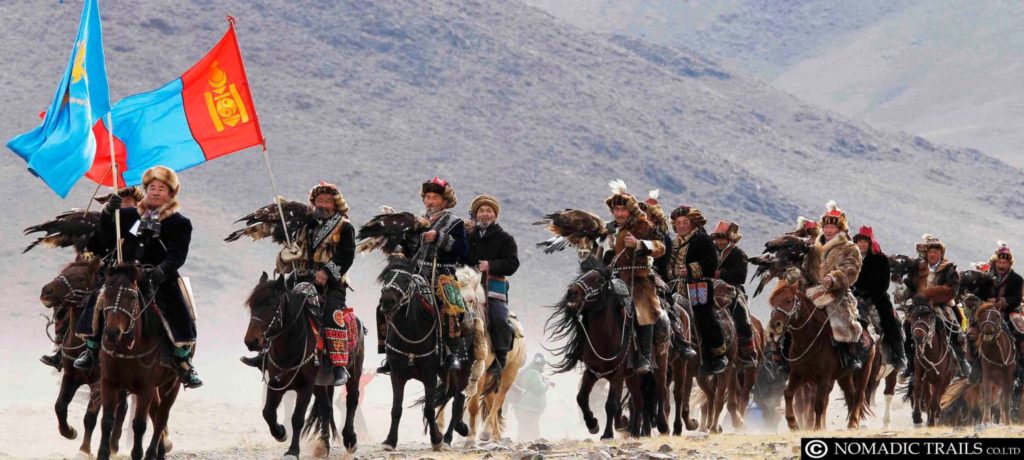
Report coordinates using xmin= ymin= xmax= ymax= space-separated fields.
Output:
xmin=75 ymin=452 xmax=90 ymax=460
xmin=455 ymin=421 xmax=470 ymax=437
xmin=432 ymin=443 xmax=444 ymax=451
xmin=685 ymin=419 xmax=699 ymax=431
xmin=161 ymin=438 xmax=172 ymax=454
xmin=282 ymin=454 xmax=298 ymax=460
xmin=272 ymin=425 xmax=287 ymax=442
xmin=381 ymin=443 xmax=396 ymax=452
xmin=61 ymin=426 xmax=78 ymax=440
xmin=479 ymin=431 xmax=491 ymax=442
xmin=347 ymin=445 xmax=357 ymax=454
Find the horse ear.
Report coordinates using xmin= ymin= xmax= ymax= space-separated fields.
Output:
xmin=260 ymin=271 xmax=269 ymax=284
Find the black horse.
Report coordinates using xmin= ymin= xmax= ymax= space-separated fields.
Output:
xmin=244 ymin=273 xmax=353 ymax=458
xmin=546 ymin=258 xmax=649 ymax=438
xmin=377 ymin=255 xmax=451 ymax=450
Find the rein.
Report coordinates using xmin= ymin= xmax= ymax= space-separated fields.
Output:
xmin=773 ymin=292 xmax=833 ymax=363
xmin=381 ymin=267 xmax=440 ymax=365
xmin=251 ymin=290 xmax=318 ymax=391
xmin=978 ymin=310 xmax=1015 ymax=367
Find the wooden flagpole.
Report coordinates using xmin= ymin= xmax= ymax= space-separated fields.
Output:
xmin=107 ymin=112 xmax=123 ymax=263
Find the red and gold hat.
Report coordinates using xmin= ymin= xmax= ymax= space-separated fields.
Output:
xmin=421 ymin=177 xmax=457 ymax=209
xmin=820 ymin=200 xmax=848 ymax=232
xmin=710 ymin=220 xmax=741 ymax=242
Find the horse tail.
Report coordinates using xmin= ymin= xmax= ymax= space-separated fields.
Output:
xmin=303 ymin=386 xmax=338 ymax=441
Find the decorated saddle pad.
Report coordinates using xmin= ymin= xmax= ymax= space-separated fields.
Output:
xmin=436 ymin=274 xmax=466 ymax=315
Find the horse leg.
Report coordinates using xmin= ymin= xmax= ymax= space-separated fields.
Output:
xmin=602 ymin=377 xmax=624 ymax=440
xmin=55 ymin=373 xmax=80 ymax=440
xmin=982 ymin=379 xmax=992 ymax=426
xmin=783 ymin=375 xmax=801 ymax=431
xmin=883 ymin=371 xmax=896 ymax=429
xmin=96 ymin=381 xmax=118 ymax=460
xmin=681 ymin=361 xmax=699 ymax=431
xmin=110 ymin=390 xmax=129 ymax=455
xmin=443 ymin=392 xmax=467 ymax=446
xmin=654 ymin=355 xmax=670 ymax=434
xmin=262 ymin=388 xmax=287 ymax=442
xmin=836 ymin=375 xmax=859 ymax=430
xmin=145 ymin=382 xmax=178 ymax=460
xmin=287 ymin=386 xmax=313 ymax=458
xmin=382 ymin=375 xmax=406 ymax=450
xmin=466 ymin=383 xmax=480 ymax=446
xmin=576 ymin=370 xmax=600 ymax=435
xmin=627 ymin=378 xmax=644 ymax=438
xmin=343 ymin=374 xmax=360 ymax=453
xmin=80 ymin=382 xmax=101 ymax=455
xmin=671 ymin=361 xmax=684 ymax=435
xmin=423 ymin=378 xmax=444 ymax=450
xmin=131 ymin=389 xmax=154 ymax=460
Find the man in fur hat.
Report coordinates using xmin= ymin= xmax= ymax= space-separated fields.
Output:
xmin=379 ymin=177 xmax=469 ymax=374
xmin=669 ymin=205 xmax=727 ymax=374
xmin=73 ymin=166 xmax=203 ymax=388
xmin=711 ymin=220 xmax=755 ymax=368
xmin=852 ymin=226 xmax=907 ymax=371
xmin=243 ymin=181 xmax=356 ymax=386
xmin=803 ymin=201 xmax=865 ymax=372
xmin=465 ymin=194 xmax=520 ymax=375
xmin=640 ymin=191 xmax=697 ymax=360
xmin=969 ymin=242 xmax=1024 ymax=383
xmin=899 ymin=234 xmax=970 ymax=380
xmin=40 ymin=186 xmax=145 ymax=370
xmin=598 ymin=181 xmax=665 ymax=374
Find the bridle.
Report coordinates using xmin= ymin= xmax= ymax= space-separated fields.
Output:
xmin=54 ymin=273 xmax=93 ymax=306
xmin=977 ymin=308 xmax=1014 ymax=367
xmin=380 ymin=266 xmax=439 ymax=364
xmin=771 ymin=285 xmax=833 ymax=363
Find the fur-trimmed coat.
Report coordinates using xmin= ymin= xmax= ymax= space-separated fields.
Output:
xmin=291 ymin=213 xmax=355 ymax=290
xmin=716 ymin=244 xmax=748 ymax=292
xmin=668 ymin=229 xmax=718 ymax=293
xmin=991 ymin=270 xmax=1023 ymax=313
xmin=905 ymin=259 xmax=959 ymax=307
xmin=804 ymin=233 xmax=863 ymax=343
xmin=601 ymin=219 xmax=666 ymax=326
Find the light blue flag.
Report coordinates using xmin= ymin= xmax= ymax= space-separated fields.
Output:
xmin=7 ymin=0 xmax=110 ymax=198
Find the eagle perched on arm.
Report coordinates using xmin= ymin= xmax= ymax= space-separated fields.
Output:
xmin=23 ymin=209 xmax=101 ymax=255
xmin=356 ymin=207 xmax=429 ymax=255
xmin=533 ymin=209 xmax=608 ymax=254
xmin=224 ymin=198 xmax=312 ymax=245
xmin=748 ymin=227 xmax=814 ymax=298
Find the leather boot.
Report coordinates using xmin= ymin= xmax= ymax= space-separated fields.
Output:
xmin=73 ymin=347 xmax=96 ymax=371
xmin=239 ymin=350 xmax=266 ymax=368
xmin=332 ymin=366 xmax=350 ymax=386
xmin=845 ymin=342 xmax=863 ymax=372
xmin=951 ymin=333 xmax=971 ymax=379
xmin=40 ymin=351 xmax=62 ymax=371
xmin=487 ymin=348 xmax=508 ymax=376
xmin=635 ymin=324 xmax=653 ymax=375
xmin=737 ymin=341 xmax=757 ymax=368
xmin=376 ymin=358 xmax=391 ymax=375
xmin=175 ymin=355 xmax=203 ymax=389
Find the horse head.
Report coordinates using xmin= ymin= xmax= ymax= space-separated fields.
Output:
xmin=456 ymin=265 xmax=486 ymax=317
xmin=40 ymin=257 xmax=100 ymax=307
xmin=377 ymin=255 xmax=427 ymax=321
xmin=908 ymin=296 xmax=936 ymax=346
xmin=563 ymin=268 xmax=610 ymax=312
xmin=974 ymin=302 xmax=1003 ymax=343
xmin=767 ymin=279 xmax=806 ymax=337
xmin=244 ymin=271 xmax=291 ymax=351
xmin=101 ymin=263 xmax=144 ymax=347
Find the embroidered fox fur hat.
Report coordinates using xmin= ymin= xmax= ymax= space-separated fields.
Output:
xmin=421 ymin=177 xmax=457 ymax=209
xmin=308 ymin=181 xmax=350 ymax=217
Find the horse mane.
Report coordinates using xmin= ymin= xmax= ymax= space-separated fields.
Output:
xmin=545 ymin=264 xmax=609 ymax=374
xmin=378 ymin=256 xmax=416 ymax=283
xmin=245 ymin=278 xmax=280 ymax=312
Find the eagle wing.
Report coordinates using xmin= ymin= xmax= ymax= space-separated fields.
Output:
xmin=23 ymin=209 xmax=101 ymax=254
xmin=225 ymin=200 xmax=311 ymax=245
xmin=356 ymin=210 xmax=427 ymax=255
xmin=533 ymin=209 xmax=608 ymax=254
xmin=749 ymin=234 xmax=811 ymax=297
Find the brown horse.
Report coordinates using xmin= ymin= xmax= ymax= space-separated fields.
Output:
xmin=96 ymin=263 xmax=179 ymax=460
xmin=40 ymin=259 xmax=129 ymax=456
xmin=727 ymin=314 xmax=764 ymax=430
xmin=244 ymin=272 xmax=358 ymax=457
xmin=908 ymin=299 xmax=956 ymax=426
xmin=668 ymin=301 xmax=700 ymax=435
xmin=694 ymin=280 xmax=739 ymax=434
xmin=973 ymin=302 xmax=1016 ymax=425
xmin=547 ymin=260 xmax=653 ymax=438
xmin=768 ymin=280 xmax=873 ymax=431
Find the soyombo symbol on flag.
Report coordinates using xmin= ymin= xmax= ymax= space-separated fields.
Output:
xmin=87 ymin=20 xmax=263 ymax=187
xmin=7 ymin=0 xmax=110 ymax=198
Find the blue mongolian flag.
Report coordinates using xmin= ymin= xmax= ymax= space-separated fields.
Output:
xmin=7 ymin=0 xmax=111 ymax=198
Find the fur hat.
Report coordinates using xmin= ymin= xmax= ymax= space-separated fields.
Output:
xmin=308 ymin=181 xmax=350 ymax=217
xmin=916 ymin=234 xmax=946 ymax=257
xmin=793 ymin=216 xmax=821 ymax=239
xmin=669 ymin=204 xmax=707 ymax=229
xmin=142 ymin=166 xmax=180 ymax=196
xmin=421 ymin=177 xmax=457 ymax=209
xmin=470 ymin=194 xmax=501 ymax=218
xmin=117 ymin=186 xmax=144 ymax=203
xmin=990 ymin=241 xmax=1013 ymax=265
xmin=819 ymin=200 xmax=848 ymax=232
xmin=604 ymin=179 xmax=645 ymax=219
xmin=852 ymin=225 xmax=881 ymax=254
xmin=710 ymin=220 xmax=742 ymax=242
xmin=637 ymin=190 xmax=669 ymax=233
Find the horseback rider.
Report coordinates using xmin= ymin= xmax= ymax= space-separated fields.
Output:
xmin=464 ymin=194 xmax=520 ymax=376
xmin=639 ymin=192 xmax=696 ymax=360
xmin=377 ymin=177 xmax=469 ymax=374
xmin=668 ymin=205 xmax=727 ymax=374
xmin=598 ymin=181 xmax=665 ymax=375
xmin=804 ymin=201 xmax=865 ymax=372
xmin=852 ymin=226 xmax=908 ymax=371
xmin=900 ymin=234 xmax=971 ymax=380
xmin=39 ymin=186 xmax=143 ymax=370
xmin=711 ymin=220 xmax=756 ymax=368
xmin=242 ymin=181 xmax=356 ymax=387
xmin=72 ymin=166 xmax=202 ymax=389
xmin=969 ymin=242 xmax=1024 ymax=384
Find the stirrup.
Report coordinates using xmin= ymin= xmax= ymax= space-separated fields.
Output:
xmin=376 ymin=359 xmax=391 ymax=375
